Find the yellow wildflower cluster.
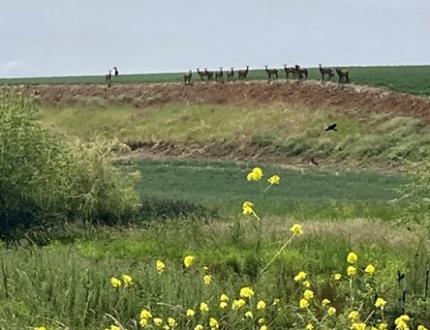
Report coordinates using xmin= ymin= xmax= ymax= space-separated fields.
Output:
xmin=246 ymin=167 xmax=263 ymax=181
xmin=267 ymin=175 xmax=280 ymax=185
xmin=110 ymin=274 xmax=133 ymax=288
xmin=242 ymin=201 xmax=255 ymax=215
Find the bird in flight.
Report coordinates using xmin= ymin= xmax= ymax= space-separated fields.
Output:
xmin=325 ymin=123 xmax=337 ymax=132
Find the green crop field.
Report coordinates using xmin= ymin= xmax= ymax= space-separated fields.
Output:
xmin=2 ymin=65 xmax=430 ymax=96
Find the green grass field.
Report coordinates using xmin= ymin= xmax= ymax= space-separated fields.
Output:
xmin=3 ymin=65 xmax=430 ymax=96
xmin=128 ymin=159 xmax=405 ymax=221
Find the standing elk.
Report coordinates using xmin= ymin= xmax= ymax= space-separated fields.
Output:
xmin=284 ymin=64 xmax=297 ymax=80
xmin=205 ymin=68 xmax=214 ymax=81
xmin=184 ymin=70 xmax=192 ymax=85
xmin=105 ymin=70 xmax=112 ymax=88
xmin=336 ymin=68 xmax=350 ymax=84
xmin=319 ymin=64 xmax=334 ymax=81
xmin=113 ymin=66 xmax=119 ymax=77
xmin=227 ymin=68 xmax=235 ymax=81
xmin=265 ymin=65 xmax=278 ymax=82
xmin=238 ymin=65 xmax=249 ymax=80
xmin=196 ymin=68 xmax=207 ymax=81
xmin=295 ymin=65 xmax=308 ymax=80
xmin=215 ymin=67 xmax=224 ymax=83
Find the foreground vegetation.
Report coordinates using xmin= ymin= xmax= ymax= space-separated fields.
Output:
xmin=2 ymin=65 xmax=430 ymax=96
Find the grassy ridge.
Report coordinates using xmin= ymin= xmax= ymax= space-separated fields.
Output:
xmin=39 ymin=103 xmax=430 ymax=165
xmin=2 ymin=65 xmax=430 ymax=96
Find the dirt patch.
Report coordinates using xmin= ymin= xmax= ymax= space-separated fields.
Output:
xmin=9 ymin=80 xmax=430 ymax=123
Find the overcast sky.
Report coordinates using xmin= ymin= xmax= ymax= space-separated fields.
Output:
xmin=1 ymin=0 xmax=429 ymax=77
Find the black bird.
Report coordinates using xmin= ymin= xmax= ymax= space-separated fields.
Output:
xmin=309 ymin=157 xmax=318 ymax=166
xmin=325 ymin=123 xmax=337 ymax=132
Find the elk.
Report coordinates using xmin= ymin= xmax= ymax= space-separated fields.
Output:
xmin=196 ymin=68 xmax=206 ymax=81
xmin=265 ymin=65 xmax=278 ymax=82
xmin=295 ymin=65 xmax=308 ymax=80
xmin=113 ymin=66 xmax=119 ymax=76
xmin=238 ymin=65 xmax=249 ymax=80
xmin=284 ymin=64 xmax=297 ymax=80
xmin=215 ymin=67 xmax=224 ymax=83
xmin=184 ymin=70 xmax=192 ymax=85
xmin=227 ymin=67 xmax=235 ymax=81
xmin=336 ymin=68 xmax=350 ymax=84
xmin=319 ymin=64 xmax=334 ymax=81
xmin=205 ymin=68 xmax=214 ymax=81
xmin=105 ymin=70 xmax=112 ymax=88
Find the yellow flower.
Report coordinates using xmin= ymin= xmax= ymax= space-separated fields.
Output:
xmin=322 ymin=298 xmax=331 ymax=307
xmin=351 ymin=323 xmax=366 ymax=330
xmin=220 ymin=293 xmax=229 ymax=302
xmin=272 ymin=298 xmax=280 ymax=306
xmin=167 ymin=318 xmax=176 ymax=328
xmin=105 ymin=326 xmax=120 ymax=330
xmin=209 ymin=317 xmax=219 ymax=329
xmin=294 ymin=271 xmax=307 ymax=282
xmin=268 ymin=175 xmax=280 ymax=185
xmin=245 ymin=311 xmax=254 ymax=319
xmin=328 ymin=307 xmax=336 ymax=316
xmin=303 ymin=280 xmax=311 ymax=288
xmin=186 ymin=309 xmax=196 ymax=317
xmin=247 ymin=167 xmax=263 ymax=182
xmin=260 ymin=326 xmax=268 ymax=330
xmin=364 ymin=264 xmax=376 ymax=275
xmin=110 ymin=277 xmax=122 ymax=288
xmin=140 ymin=309 xmax=153 ymax=319
xmin=395 ymin=314 xmax=410 ymax=329
xmin=121 ymin=274 xmax=133 ymax=287
xmin=240 ymin=286 xmax=255 ymax=299
xmin=219 ymin=301 xmax=228 ymax=309
xmin=418 ymin=326 xmax=428 ymax=330
xmin=139 ymin=318 xmax=148 ymax=327
xmin=299 ymin=298 xmax=309 ymax=309
xmin=200 ymin=302 xmax=209 ymax=313
xmin=303 ymin=289 xmax=314 ymax=300
xmin=306 ymin=324 xmax=314 ymax=330
xmin=378 ymin=323 xmax=388 ymax=330
xmin=153 ymin=318 xmax=163 ymax=326
xmin=232 ymin=299 xmax=246 ymax=310
xmin=242 ymin=201 xmax=255 ymax=215
xmin=34 ymin=327 xmax=47 ymax=330
xmin=334 ymin=273 xmax=342 ymax=281
xmin=184 ymin=255 xmax=195 ymax=268
xmin=258 ymin=318 xmax=266 ymax=325
xmin=256 ymin=300 xmax=266 ymax=310
xmin=290 ymin=224 xmax=303 ymax=236
xmin=203 ymin=274 xmax=213 ymax=285
xmin=163 ymin=325 xmax=169 ymax=330
xmin=348 ymin=311 xmax=360 ymax=322
xmin=347 ymin=266 xmax=357 ymax=277
xmin=194 ymin=325 xmax=204 ymax=330
xmin=156 ymin=260 xmax=165 ymax=274
xmin=375 ymin=297 xmax=386 ymax=309
xmin=347 ymin=252 xmax=358 ymax=264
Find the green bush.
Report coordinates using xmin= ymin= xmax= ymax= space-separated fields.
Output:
xmin=0 ymin=91 xmax=140 ymax=238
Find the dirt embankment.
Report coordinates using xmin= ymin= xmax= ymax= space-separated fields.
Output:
xmin=13 ymin=80 xmax=430 ymax=123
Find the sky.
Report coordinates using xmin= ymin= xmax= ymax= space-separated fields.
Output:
xmin=1 ymin=0 xmax=429 ymax=77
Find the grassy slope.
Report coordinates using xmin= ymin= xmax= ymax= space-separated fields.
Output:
xmin=2 ymin=65 xmax=430 ymax=96
xmin=39 ymin=102 xmax=430 ymax=165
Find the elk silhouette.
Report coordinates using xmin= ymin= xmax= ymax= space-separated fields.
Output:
xmin=319 ymin=64 xmax=334 ymax=81
xmin=105 ymin=70 xmax=112 ymax=88
xmin=184 ymin=70 xmax=192 ymax=85
xmin=227 ymin=68 xmax=235 ymax=81
xmin=205 ymin=68 xmax=214 ymax=81
xmin=265 ymin=65 xmax=278 ymax=82
xmin=196 ymin=68 xmax=207 ymax=81
xmin=284 ymin=64 xmax=297 ymax=80
xmin=113 ymin=66 xmax=119 ymax=77
xmin=336 ymin=68 xmax=350 ymax=84
xmin=238 ymin=65 xmax=249 ymax=80
xmin=295 ymin=65 xmax=308 ymax=80
xmin=215 ymin=67 xmax=224 ymax=83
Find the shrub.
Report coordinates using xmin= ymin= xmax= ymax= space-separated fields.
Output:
xmin=0 ymin=91 xmax=140 ymax=238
